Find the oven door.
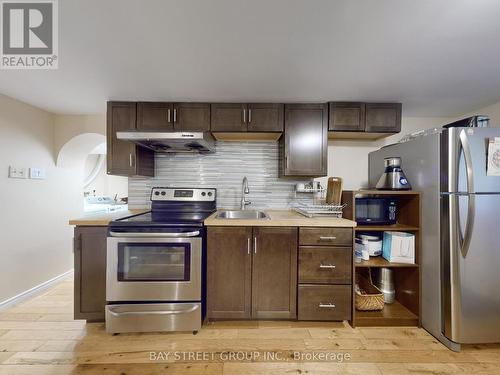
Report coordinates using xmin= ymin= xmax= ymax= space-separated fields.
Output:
xmin=106 ymin=232 xmax=201 ymax=302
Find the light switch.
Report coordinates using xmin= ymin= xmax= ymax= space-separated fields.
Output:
xmin=8 ymin=166 xmax=27 ymax=179
xmin=29 ymin=167 xmax=45 ymax=180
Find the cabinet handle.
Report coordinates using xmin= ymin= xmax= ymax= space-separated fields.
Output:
xmin=173 ymin=109 xmax=177 ymax=123
xmin=285 ymin=155 xmax=289 ymax=170
xmin=319 ymin=303 xmax=336 ymax=308
xmin=319 ymin=236 xmax=337 ymax=241
xmin=254 ymin=237 xmax=257 ymax=254
xmin=243 ymin=109 xmax=246 ymax=123
xmin=167 ymin=109 xmax=171 ymax=123
xmin=129 ymin=153 xmax=134 ymax=167
xmin=73 ymin=234 xmax=81 ymax=254
xmin=247 ymin=238 xmax=251 ymax=255
xmin=248 ymin=109 xmax=252 ymax=123
xmin=319 ymin=264 xmax=336 ymax=269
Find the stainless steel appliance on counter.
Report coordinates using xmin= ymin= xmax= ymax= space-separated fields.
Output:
xmin=375 ymin=157 xmax=411 ymax=190
xmin=106 ymin=187 xmax=216 ymax=334
xmin=369 ymin=126 xmax=500 ymax=351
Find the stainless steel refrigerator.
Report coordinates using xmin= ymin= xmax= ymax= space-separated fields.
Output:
xmin=369 ymin=126 xmax=500 ymax=351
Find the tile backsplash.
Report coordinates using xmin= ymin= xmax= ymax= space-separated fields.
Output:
xmin=128 ymin=141 xmax=316 ymax=209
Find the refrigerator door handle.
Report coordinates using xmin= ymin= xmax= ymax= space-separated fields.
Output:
xmin=458 ymin=130 xmax=475 ymax=258
xmin=459 ymin=130 xmax=475 ymax=194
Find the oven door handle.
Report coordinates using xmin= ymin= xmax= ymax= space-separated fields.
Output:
xmin=109 ymin=231 xmax=200 ymax=238
xmin=107 ymin=304 xmax=199 ymax=317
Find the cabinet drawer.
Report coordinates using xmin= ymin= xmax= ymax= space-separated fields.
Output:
xmin=299 ymin=247 xmax=351 ymax=284
xmin=299 ymin=227 xmax=352 ymax=246
xmin=298 ymin=285 xmax=351 ymax=321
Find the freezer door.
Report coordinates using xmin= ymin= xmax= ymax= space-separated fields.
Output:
xmin=441 ymin=127 xmax=500 ymax=193
xmin=442 ymin=193 xmax=500 ymax=343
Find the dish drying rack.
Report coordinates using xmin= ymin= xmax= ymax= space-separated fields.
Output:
xmin=293 ymin=202 xmax=346 ymax=218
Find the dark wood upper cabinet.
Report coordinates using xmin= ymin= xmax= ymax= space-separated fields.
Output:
xmin=247 ymin=103 xmax=284 ymax=132
xmin=211 ymin=103 xmax=284 ymax=132
xmin=74 ymin=226 xmax=108 ymax=322
xmin=137 ymin=102 xmax=175 ymax=131
xmin=137 ymin=102 xmax=210 ymax=132
xmin=174 ymin=103 xmax=210 ymax=132
xmin=106 ymin=101 xmax=154 ymax=177
xmin=329 ymin=102 xmax=366 ymax=132
xmin=280 ymin=104 xmax=328 ymax=177
xmin=252 ymin=227 xmax=297 ymax=319
xmin=207 ymin=227 xmax=252 ymax=319
xmin=365 ymin=103 xmax=402 ymax=133
xmin=210 ymin=103 xmax=247 ymax=132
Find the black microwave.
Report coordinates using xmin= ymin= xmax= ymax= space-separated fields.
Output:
xmin=355 ymin=198 xmax=397 ymax=225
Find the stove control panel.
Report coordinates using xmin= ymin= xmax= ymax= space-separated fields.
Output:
xmin=151 ymin=187 xmax=216 ymax=202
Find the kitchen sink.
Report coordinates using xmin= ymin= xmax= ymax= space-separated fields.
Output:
xmin=216 ymin=210 xmax=270 ymax=220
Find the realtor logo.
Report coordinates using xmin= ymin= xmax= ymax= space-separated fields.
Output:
xmin=1 ymin=0 xmax=58 ymax=69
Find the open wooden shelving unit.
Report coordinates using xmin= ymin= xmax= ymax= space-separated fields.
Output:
xmin=341 ymin=190 xmax=422 ymax=327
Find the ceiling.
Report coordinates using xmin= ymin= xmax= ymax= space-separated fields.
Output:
xmin=1 ymin=0 xmax=500 ymax=116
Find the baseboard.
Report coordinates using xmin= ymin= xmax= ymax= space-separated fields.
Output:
xmin=0 ymin=269 xmax=74 ymax=311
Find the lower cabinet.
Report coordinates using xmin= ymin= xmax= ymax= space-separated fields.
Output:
xmin=298 ymin=285 xmax=351 ymax=321
xmin=207 ymin=226 xmax=297 ymax=320
xmin=74 ymin=226 xmax=107 ymax=322
xmin=298 ymin=227 xmax=353 ymax=321
xmin=207 ymin=227 xmax=252 ymax=319
xmin=252 ymin=227 xmax=297 ymax=319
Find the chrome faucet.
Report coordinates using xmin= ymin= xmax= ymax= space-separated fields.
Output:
xmin=241 ymin=176 xmax=251 ymax=210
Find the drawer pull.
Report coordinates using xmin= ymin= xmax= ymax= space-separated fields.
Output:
xmin=319 ymin=264 xmax=336 ymax=269
xmin=319 ymin=236 xmax=337 ymax=241
xmin=319 ymin=303 xmax=336 ymax=308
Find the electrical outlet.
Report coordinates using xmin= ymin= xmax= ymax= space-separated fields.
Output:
xmin=8 ymin=166 xmax=27 ymax=179
xmin=29 ymin=167 xmax=45 ymax=180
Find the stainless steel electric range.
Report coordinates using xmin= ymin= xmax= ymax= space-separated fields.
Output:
xmin=106 ymin=187 xmax=216 ymax=334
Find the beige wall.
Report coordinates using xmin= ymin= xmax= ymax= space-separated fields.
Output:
xmin=0 ymin=95 xmax=84 ymax=304
xmin=318 ymin=116 xmax=453 ymax=190
xmin=461 ymin=102 xmax=500 ymax=127
xmin=53 ymin=114 xmax=106 ymax=156
xmin=84 ymin=155 xmax=128 ymax=199
xmin=55 ymin=114 xmax=128 ymax=200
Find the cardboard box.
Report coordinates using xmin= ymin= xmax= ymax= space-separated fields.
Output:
xmin=382 ymin=231 xmax=415 ymax=264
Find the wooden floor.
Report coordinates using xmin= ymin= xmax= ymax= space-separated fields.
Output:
xmin=0 ymin=277 xmax=499 ymax=374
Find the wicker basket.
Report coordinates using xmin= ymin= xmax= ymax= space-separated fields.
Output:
xmin=355 ymin=270 xmax=385 ymax=311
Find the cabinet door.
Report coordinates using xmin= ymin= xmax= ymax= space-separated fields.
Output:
xmin=74 ymin=226 xmax=108 ymax=322
xmin=107 ymin=102 xmax=137 ymax=176
xmin=252 ymin=227 xmax=298 ymax=319
xmin=282 ymin=104 xmax=328 ymax=177
xmin=174 ymin=103 xmax=210 ymax=132
xmin=210 ymin=103 xmax=247 ymax=132
xmin=329 ymin=102 xmax=365 ymax=131
xmin=137 ymin=102 xmax=175 ymax=131
xmin=365 ymin=103 xmax=402 ymax=133
xmin=247 ymin=103 xmax=284 ymax=132
xmin=207 ymin=227 xmax=252 ymax=319
xmin=106 ymin=102 xmax=154 ymax=177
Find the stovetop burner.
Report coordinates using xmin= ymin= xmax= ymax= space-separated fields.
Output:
xmin=109 ymin=187 xmax=217 ymax=230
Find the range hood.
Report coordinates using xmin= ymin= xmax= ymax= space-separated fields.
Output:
xmin=116 ymin=131 xmax=215 ymax=153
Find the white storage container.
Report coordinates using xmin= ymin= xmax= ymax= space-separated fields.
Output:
xmin=356 ymin=233 xmax=383 ymax=256
xmin=382 ymin=231 xmax=415 ymax=264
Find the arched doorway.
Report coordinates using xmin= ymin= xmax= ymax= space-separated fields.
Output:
xmin=57 ymin=133 xmax=128 ymax=213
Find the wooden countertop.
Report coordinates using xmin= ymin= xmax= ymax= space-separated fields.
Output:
xmin=204 ymin=210 xmax=356 ymax=227
xmin=69 ymin=209 xmax=149 ymax=226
